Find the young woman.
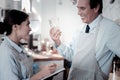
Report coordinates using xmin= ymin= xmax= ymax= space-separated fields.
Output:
xmin=0 ymin=9 xmax=56 ymax=80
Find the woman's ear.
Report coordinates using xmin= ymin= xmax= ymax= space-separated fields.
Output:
xmin=12 ymin=24 xmax=18 ymax=30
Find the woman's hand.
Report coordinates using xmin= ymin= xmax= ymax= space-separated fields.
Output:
xmin=41 ymin=63 xmax=57 ymax=75
xmin=31 ymin=63 xmax=57 ymax=80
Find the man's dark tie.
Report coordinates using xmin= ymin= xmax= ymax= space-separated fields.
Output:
xmin=85 ymin=25 xmax=90 ymax=33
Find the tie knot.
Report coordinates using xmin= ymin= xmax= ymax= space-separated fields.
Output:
xmin=85 ymin=25 xmax=90 ymax=33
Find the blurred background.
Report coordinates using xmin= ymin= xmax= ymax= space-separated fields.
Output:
xmin=0 ymin=0 xmax=120 ymax=80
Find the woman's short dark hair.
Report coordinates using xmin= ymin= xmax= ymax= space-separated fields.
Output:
xmin=89 ymin=0 xmax=103 ymax=14
xmin=0 ymin=9 xmax=29 ymax=35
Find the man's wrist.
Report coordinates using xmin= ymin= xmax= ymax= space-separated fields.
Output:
xmin=55 ymin=40 xmax=61 ymax=47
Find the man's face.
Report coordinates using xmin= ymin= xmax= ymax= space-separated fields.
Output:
xmin=77 ymin=0 xmax=99 ymax=24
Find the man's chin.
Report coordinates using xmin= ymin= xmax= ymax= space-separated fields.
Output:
xmin=82 ymin=20 xmax=86 ymax=23
xmin=81 ymin=19 xmax=86 ymax=23
xmin=82 ymin=20 xmax=89 ymax=24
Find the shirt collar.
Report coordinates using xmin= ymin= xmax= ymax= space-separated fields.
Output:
xmin=85 ymin=14 xmax=103 ymax=32
xmin=5 ymin=36 xmax=23 ymax=53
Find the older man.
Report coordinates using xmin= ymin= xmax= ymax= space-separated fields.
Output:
xmin=50 ymin=0 xmax=120 ymax=80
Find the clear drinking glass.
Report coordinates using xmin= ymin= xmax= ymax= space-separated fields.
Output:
xmin=48 ymin=17 xmax=64 ymax=42
xmin=48 ymin=17 xmax=60 ymax=28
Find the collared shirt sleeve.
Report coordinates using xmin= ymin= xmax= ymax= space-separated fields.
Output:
xmin=106 ymin=23 xmax=120 ymax=57
xmin=56 ymin=43 xmax=74 ymax=61
xmin=96 ymin=18 xmax=120 ymax=75
xmin=55 ymin=29 xmax=81 ymax=61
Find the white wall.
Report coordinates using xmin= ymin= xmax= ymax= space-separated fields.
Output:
xmin=56 ymin=0 xmax=82 ymax=43
xmin=0 ymin=0 xmax=5 ymax=8
xmin=39 ymin=0 xmax=82 ymax=43
xmin=3 ymin=0 xmax=21 ymax=10
xmin=40 ymin=0 xmax=57 ymax=40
